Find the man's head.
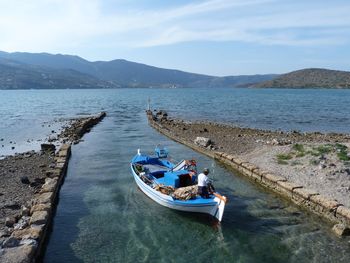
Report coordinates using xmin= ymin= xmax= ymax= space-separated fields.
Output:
xmin=203 ymin=168 xmax=209 ymax=175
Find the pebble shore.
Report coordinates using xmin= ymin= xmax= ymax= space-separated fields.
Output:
xmin=148 ymin=110 xmax=350 ymax=236
xmin=0 ymin=112 xmax=106 ymax=263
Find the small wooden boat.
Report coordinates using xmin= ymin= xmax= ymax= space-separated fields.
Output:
xmin=130 ymin=147 xmax=227 ymax=221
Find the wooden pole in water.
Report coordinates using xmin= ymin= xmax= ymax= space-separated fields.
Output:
xmin=147 ymin=97 xmax=151 ymax=111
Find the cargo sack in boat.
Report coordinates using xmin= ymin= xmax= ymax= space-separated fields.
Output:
xmin=172 ymin=185 xmax=198 ymax=201
xmin=154 ymin=184 xmax=175 ymax=195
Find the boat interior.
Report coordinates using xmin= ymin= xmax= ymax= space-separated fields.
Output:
xmin=132 ymin=155 xmax=197 ymax=188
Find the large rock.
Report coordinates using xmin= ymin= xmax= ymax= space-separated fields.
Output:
xmin=34 ymin=192 xmax=53 ymax=205
xmin=0 ymin=244 xmax=35 ymax=263
xmin=30 ymin=203 xmax=51 ymax=215
xmin=40 ymin=178 xmax=58 ymax=193
xmin=11 ymin=226 xmax=42 ymax=240
xmin=29 ymin=211 xmax=48 ymax=225
xmin=332 ymin=223 xmax=350 ymax=237
xmin=194 ymin=137 xmax=212 ymax=147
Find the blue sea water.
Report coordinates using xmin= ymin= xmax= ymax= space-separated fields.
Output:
xmin=0 ymin=88 xmax=350 ymax=262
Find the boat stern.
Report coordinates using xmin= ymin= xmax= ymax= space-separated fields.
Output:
xmin=212 ymin=194 xmax=227 ymax=222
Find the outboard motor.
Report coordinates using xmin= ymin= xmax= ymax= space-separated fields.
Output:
xmin=155 ymin=146 xmax=168 ymax=158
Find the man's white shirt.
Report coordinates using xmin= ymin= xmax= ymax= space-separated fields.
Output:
xmin=198 ymin=173 xmax=209 ymax=187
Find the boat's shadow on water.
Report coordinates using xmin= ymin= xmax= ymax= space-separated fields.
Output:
xmin=171 ymin=210 xmax=220 ymax=227
xmin=166 ymin=190 xmax=284 ymax=235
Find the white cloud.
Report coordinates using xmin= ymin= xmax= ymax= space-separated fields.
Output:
xmin=0 ymin=0 xmax=349 ymax=53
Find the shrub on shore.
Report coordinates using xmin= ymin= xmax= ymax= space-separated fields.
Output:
xmin=275 ymin=143 xmax=349 ymax=165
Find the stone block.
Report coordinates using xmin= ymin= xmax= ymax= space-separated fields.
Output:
xmin=249 ymin=172 xmax=261 ymax=182
xmin=58 ymin=149 xmax=69 ymax=157
xmin=44 ymin=177 xmax=55 ymax=185
xmin=40 ymin=178 xmax=58 ymax=193
xmin=55 ymin=157 xmax=67 ymax=164
xmin=336 ymin=206 xmax=350 ymax=223
xmin=262 ymin=173 xmax=287 ymax=183
xmin=310 ymin=195 xmax=340 ymax=212
xmin=11 ymin=226 xmax=42 ymax=240
xmin=35 ymin=192 xmax=53 ymax=204
xmin=277 ymin=181 xmax=302 ymax=192
xmin=252 ymin=168 xmax=265 ymax=177
xmin=225 ymin=154 xmax=235 ymax=161
xmin=30 ymin=211 xmax=48 ymax=225
xmin=241 ymin=162 xmax=257 ymax=172
xmin=231 ymin=157 xmax=244 ymax=165
xmin=293 ymin=188 xmax=319 ymax=201
xmin=55 ymin=162 xmax=66 ymax=169
xmin=0 ymin=244 xmax=35 ymax=263
xmin=48 ymin=168 xmax=62 ymax=178
xmin=221 ymin=153 xmax=230 ymax=159
xmin=30 ymin=203 xmax=51 ymax=215
xmin=60 ymin=144 xmax=71 ymax=151
xmin=276 ymin=181 xmax=302 ymax=197
xmin=214 ymin=152 xmax=224 ymax=158
xmin=238 ymin=162 xmax=249 ymax=171
xmin=332 ymin=223 xmax=350 ymax=237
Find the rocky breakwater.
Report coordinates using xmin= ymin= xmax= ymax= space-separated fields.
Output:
xmin=58 ymin=111 xmax=107 ymax=144
xmin=146 ymin=110 xmax=350 ymax=237
xmin=0 ymin=112 xmax=106 ymax=263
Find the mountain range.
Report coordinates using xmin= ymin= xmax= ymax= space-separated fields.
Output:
xmin=0 ymin=51 xmax=349 ymax=89
xmin=0 ymin=51 xmax=275 ymax=89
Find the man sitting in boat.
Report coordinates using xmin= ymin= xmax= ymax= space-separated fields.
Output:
xmin=197 ymin=168 xmax=214 ymax=198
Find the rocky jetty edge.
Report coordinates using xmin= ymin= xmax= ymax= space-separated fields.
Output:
xmin=147 ymin=110 xmax=350 ymax=237
xmin=0 ymin=112 xmax=106 ymax=263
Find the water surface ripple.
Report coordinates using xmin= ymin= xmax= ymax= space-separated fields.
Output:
xmin=0 ymin=89 xmax=349 ymax=262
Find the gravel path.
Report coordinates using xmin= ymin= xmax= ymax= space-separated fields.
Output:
xmin=0 ymin=112 xmax=106 ymax=237
xmin=0 ymin=151 xmax=53 ymax=234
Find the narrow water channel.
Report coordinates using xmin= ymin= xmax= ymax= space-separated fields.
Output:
xmin=44 ymin=110 xmax=350 ymax=263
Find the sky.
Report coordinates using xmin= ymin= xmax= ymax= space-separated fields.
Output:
xmin=0 ymin=0 xmax=349 ymax=76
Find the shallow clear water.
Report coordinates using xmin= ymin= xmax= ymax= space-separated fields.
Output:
xmin=0 ymin=88 xmax=350 ymax=262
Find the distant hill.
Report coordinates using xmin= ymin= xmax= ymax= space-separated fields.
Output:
xmin=252 ymin=68 xmax=350 ymax=89
xmin=0 ymin=58 xmax=117 ymax=89
xmin=0 ymin=51 xmax=276 ymax=89
xmin=200 ymin=74 xmax=278 ymax=88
